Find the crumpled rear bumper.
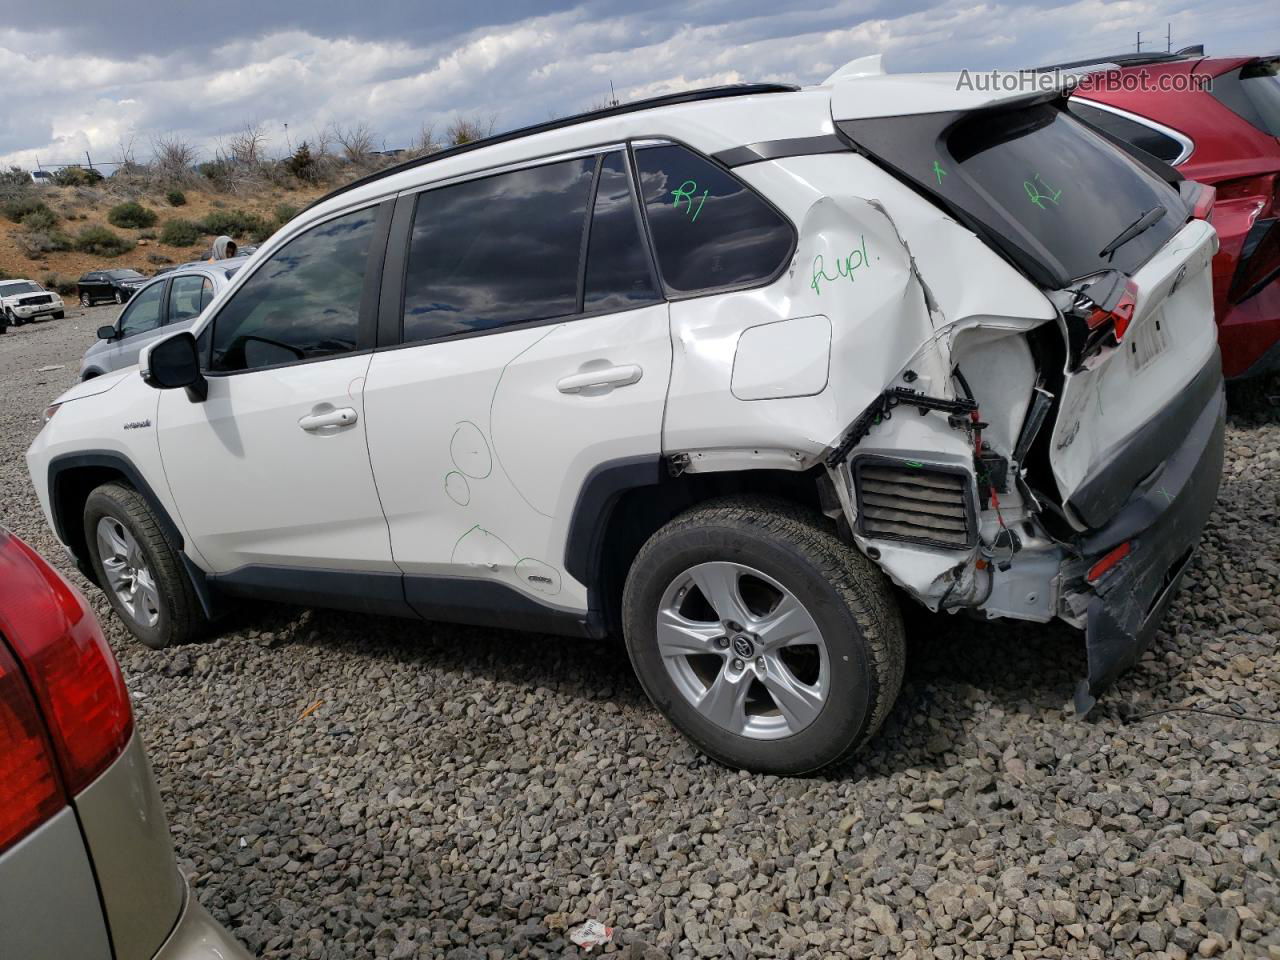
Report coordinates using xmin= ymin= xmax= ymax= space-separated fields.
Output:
xmin=1072 ymin=358 xmax=1226 ymax=714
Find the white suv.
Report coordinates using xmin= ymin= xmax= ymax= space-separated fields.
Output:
xmin=27 ymin=59 xmax=1226 ymax=774
xmin=0 ymin=278 xmax=65 ymax=330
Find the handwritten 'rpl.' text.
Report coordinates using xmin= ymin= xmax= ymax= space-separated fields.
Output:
xmin=810 ymin=235 xmax=870 ymax=295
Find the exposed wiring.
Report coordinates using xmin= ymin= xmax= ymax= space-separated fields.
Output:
xmin=1122 ymin=704 xmax=1280 ymax=726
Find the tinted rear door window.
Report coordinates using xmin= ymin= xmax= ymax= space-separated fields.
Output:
xmin=1067 ymin=100 xmax=1185 ymax=163
xmin=633 ymin=144 xmax=793 ymax=295
xmin=584 ymin=152 xmax=659 ymax=311
xmin=402 ymin=157 xmax=595 ymax=342
xmin=167 ymin=275 xmax=207 ymax=323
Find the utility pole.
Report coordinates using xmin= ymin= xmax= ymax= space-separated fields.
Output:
xmin=284 ymin=122 xmax=291 ymax=153
xmin=1136 ymin=30 xmax=1145 ymax=53
xmin=85 ymin=150 xmax=93 ymax=171
xmin=609 ymin=79 xmax=619 ymax=108
xmin=1166 ymin=23 xmax=1172 ymax=52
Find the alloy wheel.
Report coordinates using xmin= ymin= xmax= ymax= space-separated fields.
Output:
xmin=96 ymin=516 xmax=161 ymax=628
xmin=656 ymin=561 xmax=830 ymax=740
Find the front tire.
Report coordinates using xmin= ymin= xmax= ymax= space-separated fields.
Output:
xmin=83 ymin=482 xmax=204 ymax=649
xmin=114 ymin=290 xmax=124 ymax=304
xmin=53 ymin=310 xmax=64 ymax=320
xmin=622 ymin=497 xmax=905 ymax=776
xmin=80 ymin=292 xmax=91 ymax=307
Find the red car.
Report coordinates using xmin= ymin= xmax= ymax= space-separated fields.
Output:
xmin=1059 ymin=50 xmax=1280 ymax=379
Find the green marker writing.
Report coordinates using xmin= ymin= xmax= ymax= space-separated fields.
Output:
xmin=933 ymin=160 xmax=946 ymax=185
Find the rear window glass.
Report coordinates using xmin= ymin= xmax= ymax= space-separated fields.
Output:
xmin=1066 ymin=100 xmax=1186 ymax=164
xmin=947 ymin=105 xmax=1183 ymax=280
xmin=1214 ymin=60 xmax=1280 ymax=137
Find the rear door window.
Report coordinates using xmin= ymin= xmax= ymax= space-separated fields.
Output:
xmin=167 ymin=275 xmax=208 ymax=323
xmin=402 ymin=157 xmax=595 ymax=342
xmin=1066 ymin=100 xmax=1186 ymax=164
xmin=633 ymin=144 xmax=794 ymax=295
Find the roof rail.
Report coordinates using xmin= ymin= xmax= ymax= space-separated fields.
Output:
xmin=1031 ymin=49 xmax=1203 ymax=72
xmin=306 ymin=83 xmax=799 ymax=212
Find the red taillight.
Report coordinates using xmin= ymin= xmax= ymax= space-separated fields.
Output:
xmin=1191 ymin=184 xmax=1216 ymax=222
xmin=1086 ymin=281 xmax=1139 ymax=341
xmin=1087 ymin=541 xmax=1132 ymax=583
xmin=0 ymin=644 xmax=65 ymax=854
xmin=0 ymin=532 xmax=132 ymax=799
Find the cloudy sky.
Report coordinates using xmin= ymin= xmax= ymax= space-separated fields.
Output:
xmin=0 ymin=0 xmax=1275 ymax=169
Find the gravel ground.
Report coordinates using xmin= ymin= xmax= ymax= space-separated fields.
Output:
xmin=2 ymin=313 xmax=1278 ymax=960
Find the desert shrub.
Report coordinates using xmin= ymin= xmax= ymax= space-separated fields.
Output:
xmin=3 ymin=194 xmax=51 ymax=223
xmin=201 ymin=208 xmax=271 ymax=242
xmin=74 ymin=225 xmax=134 ymax=257
xmin=51 ymin=166 xmax=104 ymax=186
xmin=198 ymin=159 xmax=233 ymax=188
xmin=1 ymin=166 xmax=30 ymax=186
xmin=20 ymin=207 xmax=58 ymax=231
xmin=274 ymin=203 xmax=299 ymax=226
xmin=285 ymin=142 xmax=319 ymax=183
xmin=166 ymin=189 xmax=187 ymax=206
xmin=160 ymin=218 xmax=203 ymax=246
xmin=147 ymin=252 xmax=174 ymax=266
xmin=108 ymin=201 xmax=158 ymax=229
xmin=41 ymin=272 xmax=77 ymax=295
xmin=17 ymin=230 xmax=73 ymax=258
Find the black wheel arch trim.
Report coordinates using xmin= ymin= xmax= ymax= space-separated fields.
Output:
xmin=47 ymin=450 xmax=217 ymax=618
xmin=563 ymin=455 xmax=667 ymax=591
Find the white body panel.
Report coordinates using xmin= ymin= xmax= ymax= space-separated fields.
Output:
xmin=154 ymin=355 xmax=393 ymax=573
xmin=363 ymin=303 xmax=672 ymax=609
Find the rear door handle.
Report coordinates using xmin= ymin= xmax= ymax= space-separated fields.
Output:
xmin=299 ymin=407 xmax=358 ymax=431
xmin=556 ymin=364 xmax=643 ymax=394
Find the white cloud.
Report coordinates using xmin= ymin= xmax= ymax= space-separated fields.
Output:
xmin=0 ymin=0 xmax=1275 ymax=169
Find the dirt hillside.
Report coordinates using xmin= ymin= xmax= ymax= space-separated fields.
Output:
xmin=0 ymin=181 xmax=328 ymax=290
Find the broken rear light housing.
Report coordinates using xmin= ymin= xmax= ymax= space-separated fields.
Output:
xmin=1085 ymin=280 xmax=1139 ymax=341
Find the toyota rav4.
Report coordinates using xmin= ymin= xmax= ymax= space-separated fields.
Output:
xmin=26 ymin=58 xmax=1226 ymax=775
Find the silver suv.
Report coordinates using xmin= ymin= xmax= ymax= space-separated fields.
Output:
xmin=80 ymin=259 xmax=246 ymax=379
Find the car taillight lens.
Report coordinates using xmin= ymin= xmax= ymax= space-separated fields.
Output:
xmin=0 ymin=533 xmax=132 ymax=798
xmin=1191 ymin=184 xmax=1216 ymax=222
xmin=1087 ymin=541 xmax=1132 ymax=583
xmin=0 ymin=644 xmax=65 ymax=854
xmin=1086 ymin=280 xmax=1139 ymax=341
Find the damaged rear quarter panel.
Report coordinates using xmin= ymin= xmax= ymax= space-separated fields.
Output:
xmin=662 ymin=151 xmax=1054 ymax=461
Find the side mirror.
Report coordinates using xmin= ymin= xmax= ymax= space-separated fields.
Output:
xmin=141 ymin=332 xmax=207 ymax=402
xmin=96 ymin=325 xmax=116 ymax=341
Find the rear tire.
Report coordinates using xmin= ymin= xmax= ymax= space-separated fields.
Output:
xmin=83 ymin=482 xmax=204 ymax=649
xmin=622 ymin=496 xmax=905 ymax=775
xmin=114 ymin=290 xmax=124 ymax=304
xmin=80 ymin=292 xmax=91 ymax=307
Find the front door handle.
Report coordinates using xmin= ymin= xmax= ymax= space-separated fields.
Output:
xmin=299 ymin=407 xmax=358 ymax=431
xmin=556 ymin=364 xmax=643 ymax=394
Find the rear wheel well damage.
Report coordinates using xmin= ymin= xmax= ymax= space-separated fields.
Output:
xmin=579 ymin=461 xmax=828 ymax=636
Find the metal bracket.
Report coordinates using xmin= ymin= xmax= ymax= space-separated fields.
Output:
xmin=825 ymin=387 xmax=979 ymax=468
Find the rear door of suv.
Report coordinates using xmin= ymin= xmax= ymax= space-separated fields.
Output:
xmin=361 ymin=146 xmax=671 ymax=616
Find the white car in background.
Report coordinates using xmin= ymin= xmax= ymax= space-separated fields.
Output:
xmin=0 ymin=279 xmax=65 ymax=332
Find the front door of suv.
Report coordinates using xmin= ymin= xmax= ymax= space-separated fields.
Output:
xmin=156 ymin=203 xmax=398 ymax=591
xmin=362 ymin=148 xmax=671 ymax=615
